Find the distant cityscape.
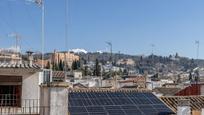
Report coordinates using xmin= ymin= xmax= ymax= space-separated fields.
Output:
xmin=0 ymin=47 xmax=204 ymax=115
xmin=0 ymin=0 xmax=204 ymax=115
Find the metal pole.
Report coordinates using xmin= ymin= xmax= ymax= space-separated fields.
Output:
xmin=150 ymin=44 xmax=155 ymax=69
xmin=64 ymin=0 xmax=68 ymax=81
xmin=195 ymin=41 xmax=199 ymax=60
xmin=15 ymin=35 xmax=18 ymax=53
xmin=100 ymin=63 xmax=103 ymax=88
xmin=41 ymin=0 xmax=45 ymax=70
xmin=110 ymin=43 xmax=112 ymax=63
xmin=105 ymin=42 xmax=112 ymax=64
xmin=65 ymin=0 xmax=68 ymax=50
xmin=150 ymin=44 xmax=155 ymax=55
xmin=105 ymin=42 xmax=115 ymax=88
xmin=198 ymin=42 xmax=199 ymax=59
xmin=65 ymin=1 xmax=70 ymax=114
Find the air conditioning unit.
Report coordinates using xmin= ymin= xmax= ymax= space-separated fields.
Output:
xmin=39 ymin=69 xmax=52 ymax=84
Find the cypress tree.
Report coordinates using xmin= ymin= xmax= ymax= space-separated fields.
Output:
xmin=46 ymin=61 xmax=51 ymax=69
xmin=94 ymin=59 xmax=100 ymax=76
xmin=59 ymin=60 xmax=64 ymax=71
xmin=72 ymin=61 xmax=78 ymax=70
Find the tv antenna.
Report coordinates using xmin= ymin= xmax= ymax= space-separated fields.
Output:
xmin=150 ymin=44 xmax=155 ymax=55
xmin=8 ymin=32 xmax=21 ymax=53
xmin=195 ymin=40 xmax=200 ymax=60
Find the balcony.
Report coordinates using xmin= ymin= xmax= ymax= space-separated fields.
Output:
xmin=0 ymin=98 xmax=49 ymax=115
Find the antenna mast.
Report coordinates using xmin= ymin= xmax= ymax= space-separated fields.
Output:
xmin=9 ymin=33 xmax=21 ymax=54
xmin=150 ymin=44 xmax=155 ymax=55
xmin=64 ymin=0 xmax=69 ymax=81
xmin=195 ymin=40 xmax=199 ymax=60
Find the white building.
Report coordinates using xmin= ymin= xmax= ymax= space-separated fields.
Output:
xmin=73 ymin=71 xmax=83 ymax=79
xmin=0 ymin=62 xmax=41 ymax=114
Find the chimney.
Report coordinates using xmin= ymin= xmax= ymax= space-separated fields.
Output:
xmin=201 ymin=108 xmax=204 ymax=115
xmin=177 ymin=99 xmax=191 ymax=115
xmin=26 ymin=51 xmax=34 ymax=66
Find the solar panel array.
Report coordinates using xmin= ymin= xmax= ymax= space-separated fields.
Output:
xmin=68 ymin=91 xmax=174 ymax=115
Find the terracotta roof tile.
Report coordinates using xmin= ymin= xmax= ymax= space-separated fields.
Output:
xmin=52 ymin=71 xmax=65 ymax=78
xmin=0 ymin=62 xmax=40 ymax=69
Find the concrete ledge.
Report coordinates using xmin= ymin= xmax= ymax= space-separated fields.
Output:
xmin=40 ymin=82 xmax=69 ymax=87
xmin=68 ymin=88 xmax=151 ymax=93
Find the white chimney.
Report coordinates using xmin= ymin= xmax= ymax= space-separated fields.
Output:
xmin=26 ymin=51 xmax=34 ymax=66
xmin=177 ymin=99 xmax=191 ymax=115
xmin=202 ymin=108 xmax=204 ymax=115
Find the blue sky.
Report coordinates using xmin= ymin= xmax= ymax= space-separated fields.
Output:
xmin=0 ymin=0 xmax=204 ymax=59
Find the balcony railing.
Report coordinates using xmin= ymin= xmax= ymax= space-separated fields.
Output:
xmin=0 ymin=98 xmax=49 ymax=115
xmin=0 ymin=94 xmax=20 ymax=107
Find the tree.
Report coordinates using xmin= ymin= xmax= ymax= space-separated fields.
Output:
xmin=189 ymin=72 xmax=193 ymax=82
xmin=118 ymin=68 xmax=123 ymax=76
xmin=175 ymin=53 xmax=179 ymax=58
xmin=76 ymin=60 xmax=81 ymax=69
xmin=94 ymin=59 xmax=101 ymax=76
xmin=83 ymin=59 xmax=88 ymax=76
xmin=123 ymin=69 xmax=128 ymax=75
xmin=46 ymin=61 xmax=51 ymax=69
xmin=140 ymin=56 xmax=143 ymax=61
xmin=169 ymin=55 xmax=172 ymax=59
xmin=51 ymin=61 xmax=55 ymax=70
xmin=83 ymin=66 xmax=88 ymax=76
xmin=53 ymin=62 xmax=59 ymax=71
xmin=195 ymin=70 xmax=200 ymax=83
xmin=59 ymin=60 xmax=64 ymax=71
xmin=72 ymin=61 xmax=78 ymax=70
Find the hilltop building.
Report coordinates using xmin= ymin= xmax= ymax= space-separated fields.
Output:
xmin=51 ymin=50 xmax=80 ymax=67
xmin=34 ymin=50 xmax=80 ymax=69
xmin=116 ymin=58 xmax=135 ymax=66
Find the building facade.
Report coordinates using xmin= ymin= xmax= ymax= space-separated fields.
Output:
xmin=52 ymin=50 xmax=80 ymax=68
xmin=0 ymin=62 xmax=41 ymax=114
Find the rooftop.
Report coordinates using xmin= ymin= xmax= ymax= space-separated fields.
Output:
xmin=153 ymin=87 xmax=181 ymax=96
xmin=68 ymin=89 xmax=174 ymax=115
xmin=161 ymin=96 xmax=204 ymax=112
xmin=0 ymin=62 xmax=40 ymax=69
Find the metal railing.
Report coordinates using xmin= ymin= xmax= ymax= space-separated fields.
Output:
xmin=0 ymin=99 xmax=49 ymax=115
xmin=0 ymin=94 xmax=20 ymax=107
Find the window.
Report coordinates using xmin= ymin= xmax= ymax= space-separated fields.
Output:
xmin=0 ymin=85 xmax=21 ymax=107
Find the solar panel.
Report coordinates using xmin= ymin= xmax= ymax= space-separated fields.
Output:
xmin=68 ymin=91 xmax=174 ymax=115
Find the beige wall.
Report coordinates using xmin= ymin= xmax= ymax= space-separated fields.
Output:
xmin=22 ymin=72 xmax=40 ymax=101
xmin=21 ymin=72 xmax=40 ymax=113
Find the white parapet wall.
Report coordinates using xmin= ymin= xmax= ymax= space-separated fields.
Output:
xmin=177 ymin=106 xmax=191 ymax=115
xmin=40 ymin=82 xmax=69 ymax=115
xmin=202 ymin=108 xmax=204 ymax=115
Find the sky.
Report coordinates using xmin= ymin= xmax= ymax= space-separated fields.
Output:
xmin=0 ymin=0 xmax=204 ymax=59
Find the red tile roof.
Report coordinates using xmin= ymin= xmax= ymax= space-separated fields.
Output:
xmin=52 ymin=71 xmax=65 ymax=78
xmin=175 ymin=84 xmax=202 ymax=96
